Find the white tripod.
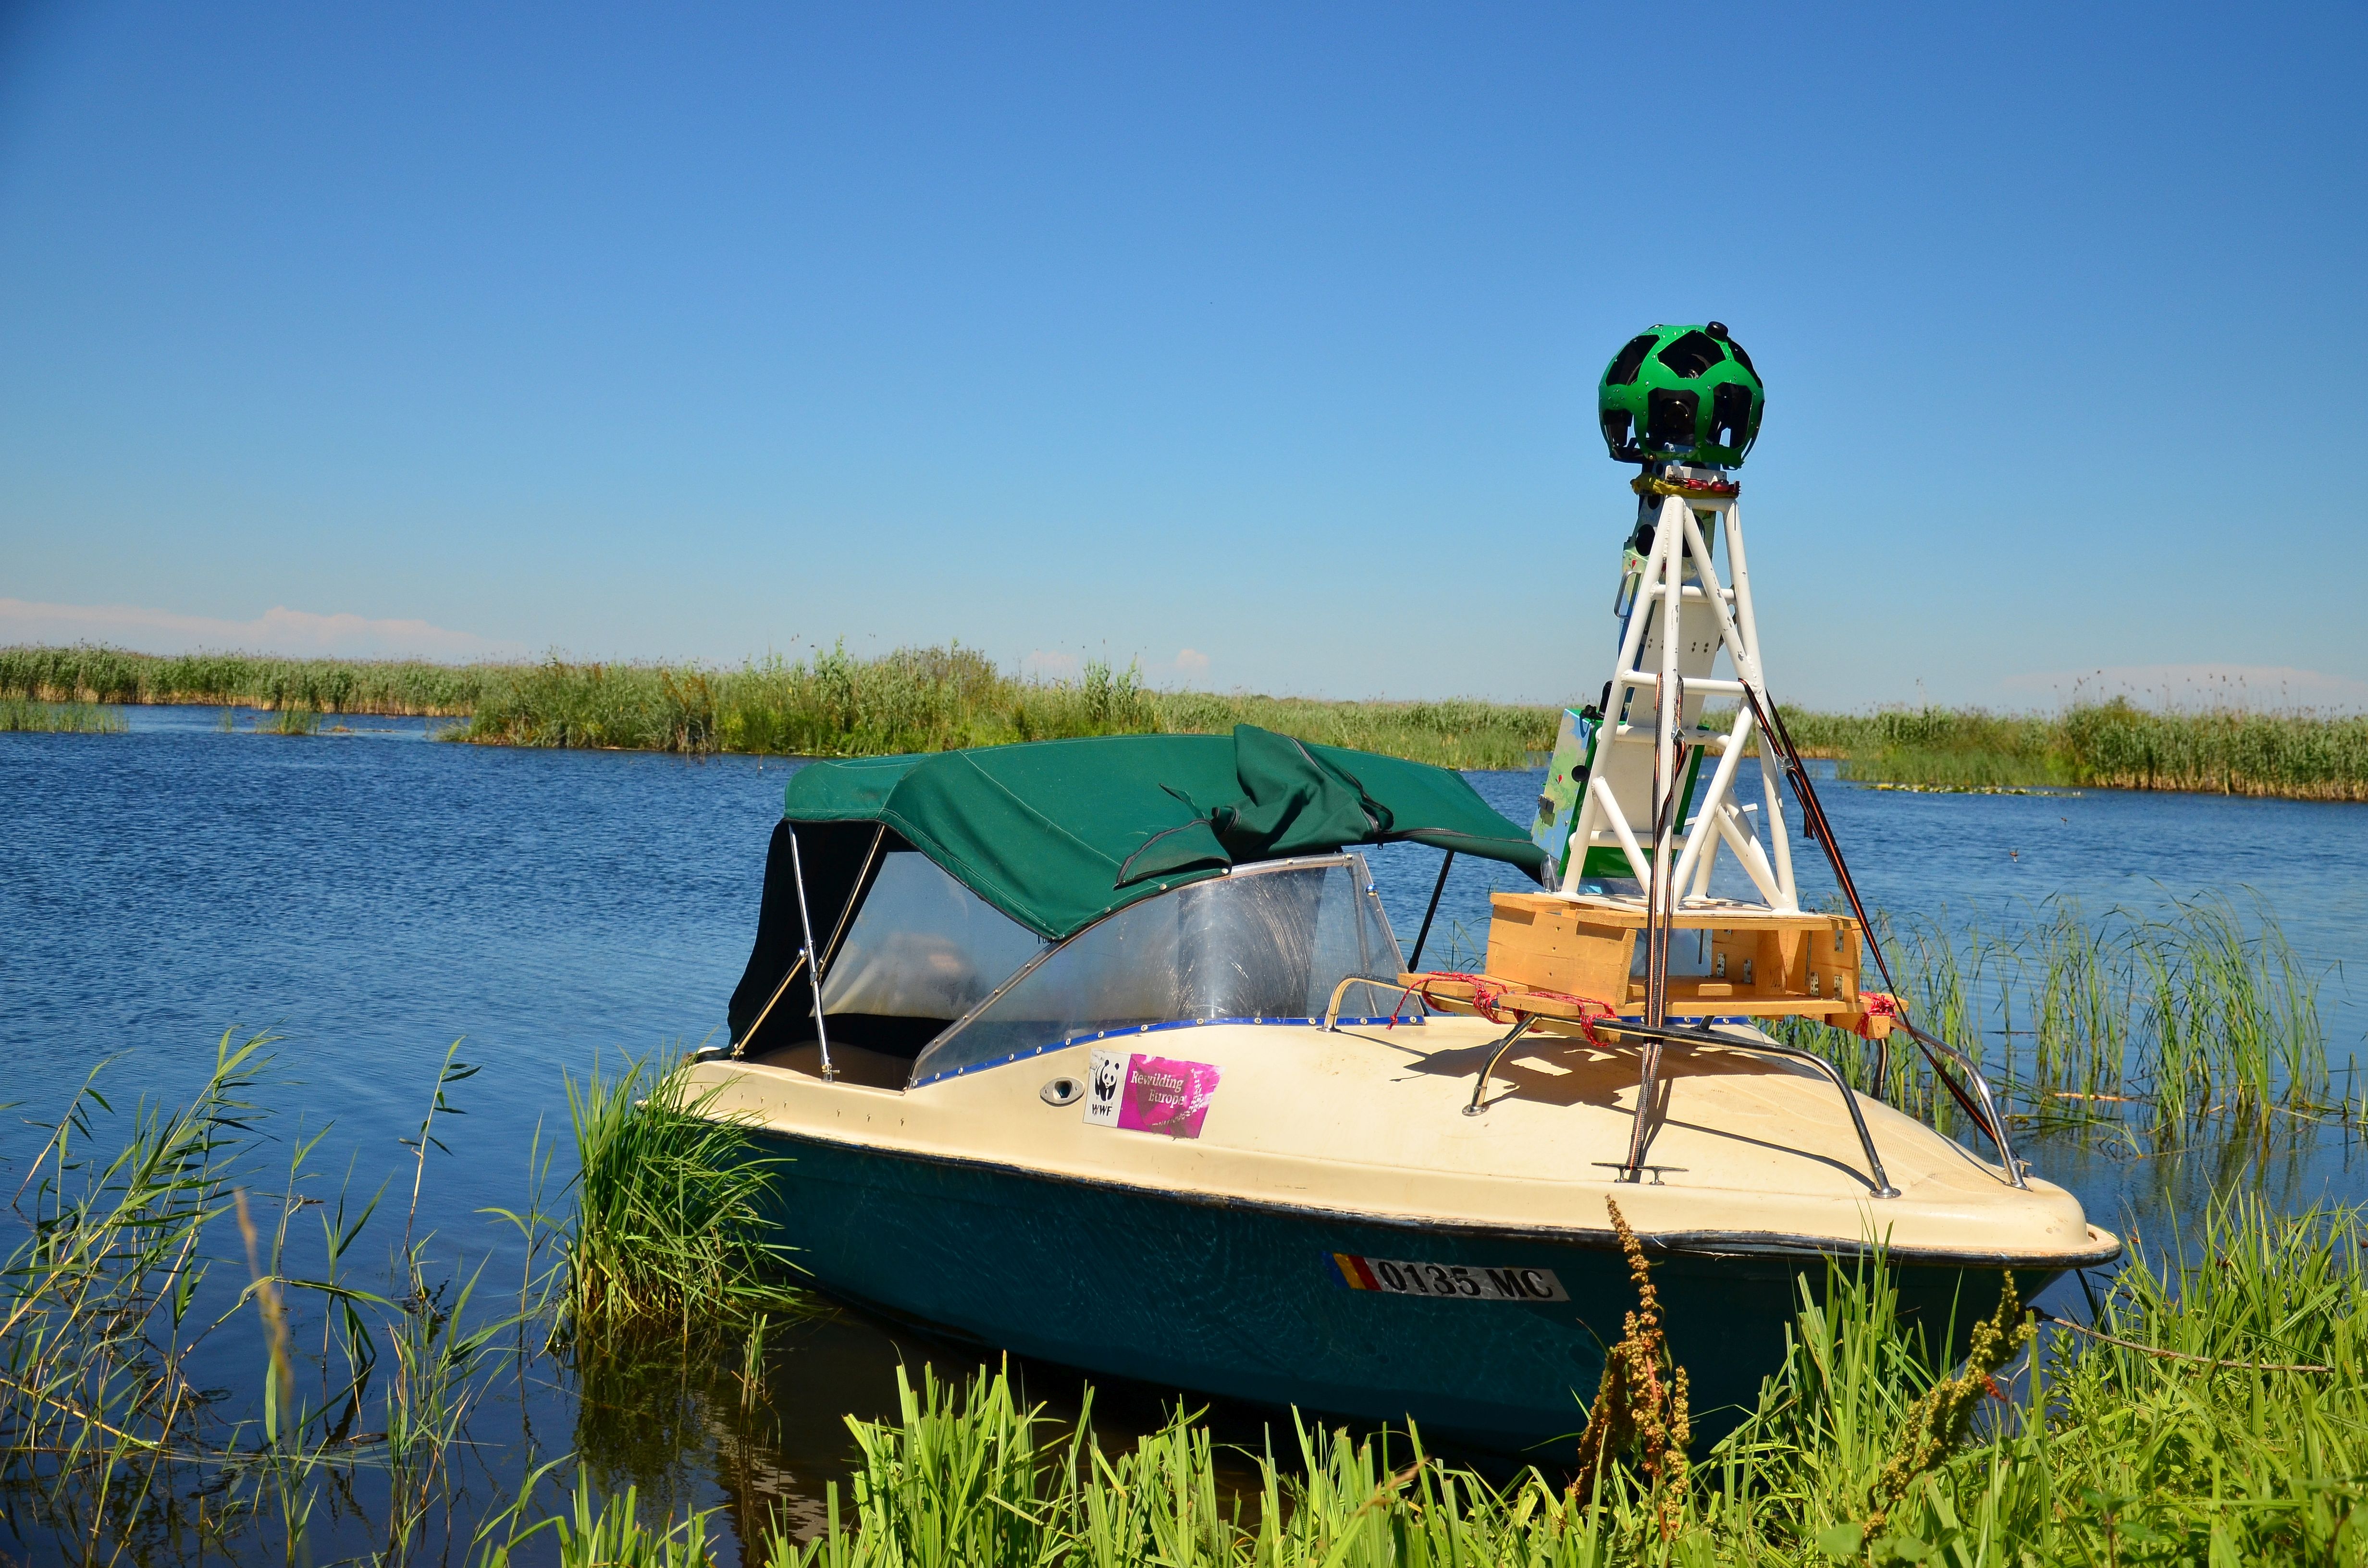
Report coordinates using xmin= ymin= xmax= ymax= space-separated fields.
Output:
xmin=1559 ymin=471 xmax=1800 ymax=917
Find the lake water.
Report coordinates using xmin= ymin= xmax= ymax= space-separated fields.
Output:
xmin=3 ymin=709 xmax=2362 ymax=1559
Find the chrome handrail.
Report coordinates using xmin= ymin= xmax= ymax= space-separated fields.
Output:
xmin=1322 ymin=975 xmax=1417 ymax=1032
xmin=1461 ymin=1015 xmax=1900 ymax=1199
xmin=1597 ymin=1019 xmax=1900 ymax=1199
xmin=1897 ymin=1019 xmax=2027 ymax=1188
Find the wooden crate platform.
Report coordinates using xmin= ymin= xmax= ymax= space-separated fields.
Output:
xmin=1399 ymin=972 xmax=1887 ymax=1035
xmin=1407 ymin=892 xmax=1896 ymax=1038
xmin=1480 ymin=893 xmax=1876 ymax=1020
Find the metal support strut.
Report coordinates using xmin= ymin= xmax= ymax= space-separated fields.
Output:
xmin=1603 ymin=1019 xmax=1900 ymax=1199
xmin=787 ymin=826 xmax=834 ymax=1081
xmin=1463 ymin=1015 xmax=1540 ymax=1116
xmin=1741 ymin=682 xmax=2028 ymax=1188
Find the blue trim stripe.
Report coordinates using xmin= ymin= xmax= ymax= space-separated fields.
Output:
xmin=912 ymin=1014 xmax=1425 ymax=1088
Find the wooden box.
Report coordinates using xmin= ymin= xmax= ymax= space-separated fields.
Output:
xmin=1478 ymin=894 xmax=1869 ymax=1020
xmin=1483 ymin=898 xmax=1636 ymax=1003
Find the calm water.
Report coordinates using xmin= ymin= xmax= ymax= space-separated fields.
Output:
xmin=2 ymin=710 xmax=2362 ymax=1558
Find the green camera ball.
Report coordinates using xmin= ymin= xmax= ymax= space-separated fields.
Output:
xmin=1597 ymin=322 xmax=1764 ymax=467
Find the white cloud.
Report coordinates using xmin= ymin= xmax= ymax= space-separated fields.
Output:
xmin=0 ymin=599 xmax=525 ymax=661
xmin=1173 ymin=647 xmax=1211 ymax=676
xmin=2001 ymin=662 xmax=2368 ymax=712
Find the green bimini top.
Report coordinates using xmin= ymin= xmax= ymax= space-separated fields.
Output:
xmin=782 ymin=725 xmax=1546 ymax=942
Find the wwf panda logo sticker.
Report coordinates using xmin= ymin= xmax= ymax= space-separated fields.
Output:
xmin=1083 ymin=1049 xmax=1127 ymax=1127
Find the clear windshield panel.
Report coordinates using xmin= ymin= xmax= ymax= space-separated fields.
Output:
xmin=819 ymin=851 xmax=1047 ymax=1022
xmin=910 ymin=855 xmax=1404 ymax=1084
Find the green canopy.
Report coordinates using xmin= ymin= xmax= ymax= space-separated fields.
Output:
xmin=781 ymin=725 xmax=1546 ymax=941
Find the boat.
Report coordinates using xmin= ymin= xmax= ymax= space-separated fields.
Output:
xmin=687 ymin=322 xmax=2118 ymax=1450
xmin=689 ymin=724 xmax=2117 ymax=1451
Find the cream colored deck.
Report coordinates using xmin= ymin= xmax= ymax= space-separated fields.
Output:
xmin=687 ymin=1016 xmax=2117 ymax=1267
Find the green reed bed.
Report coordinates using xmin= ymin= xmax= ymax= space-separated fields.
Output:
xmin=0 ymin=697 xmax=126 ymax=733
xmin=0 ymin=1033 xmax=544 ymax=1566
xmin=0 ymin=644 xmax=493 ymax=716
xmin=0 ymin=642 xmax=1563 ymax=768
xmin=0 ymin=1036 xmax=802 ymax=1564
xmin=1815 ymin=700 xmax=2368 ymax=799
xmin=559 ymin=1051 xmax=804 ymax=1338
xmin=11 ymin=641 xmax=2363 ymax=793
xmin=460 ymin=646 xmax=1161 ymax=757
xmin=525 ymin=1194 xmax=2366 ymax=1567
xmin=1150 ymin=691 xmax=1559 ymax=771
xmin=460 ymin=649 xmax=1563 ymax=768
xmin=9 ymin=1026 xmax=2365 ymax=1565
xmin=1771 ymin=895 xmax=2335 ymax=1142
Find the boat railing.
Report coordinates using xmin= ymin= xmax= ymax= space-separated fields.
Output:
xmin=1591 ymin=1019 xmax=1901 ymax=1199
xmin=1409 ymin=967 xmax=2027 ymax=1194
xmin=1890 ymin=1017 xmax=2026 ymax=1188
xmin=1321 ymin=975 xmax=1425 ymax=1031
xmin=1453 ymin=1012 xmax=1901 ymax=1198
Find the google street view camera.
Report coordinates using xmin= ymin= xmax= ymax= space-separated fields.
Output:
xmin=1597 ymin=322 xmax=1763 ymax=467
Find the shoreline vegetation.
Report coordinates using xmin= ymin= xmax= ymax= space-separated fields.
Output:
xmin=4 ymin=642 xmax=2363 ymax=799
xmin=4 ymin=1027 xmax=2361 ymax=1564
xmin=0 ymin=695 xmax=127 ymax=734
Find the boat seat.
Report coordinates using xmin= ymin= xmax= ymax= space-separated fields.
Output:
xmin=751 ymin=1040 xmax=911 ymax=1090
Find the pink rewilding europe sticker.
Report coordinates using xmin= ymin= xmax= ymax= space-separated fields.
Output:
xmin=1083 ymin=1049 xmax=1221 ymax=1138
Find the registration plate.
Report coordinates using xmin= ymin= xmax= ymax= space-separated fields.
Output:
xmin=1330 ymin=1252 xmax=1567 ymax=1303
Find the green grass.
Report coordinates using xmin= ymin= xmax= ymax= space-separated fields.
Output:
xmin=0 ymin=641 xmax=1562 ymax=767
xmin=0 ymin=644 xmax=492 ymax=715
xmin=1148 ymin=691 xmax=1557 ymax=771
xmin=1807 ymin=701 xmax=2368 ymax=800
xmin=0 ymin=697 xmax=127 ymax=733
xmin=0 ymin=1032 xmax=533 ymax=1565
xmin=559 ymin=1050 xmax=805 ymax=1338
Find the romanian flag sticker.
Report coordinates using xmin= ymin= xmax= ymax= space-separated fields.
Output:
xmin=1329 ymin=1252 xmax=1566 ymax=1302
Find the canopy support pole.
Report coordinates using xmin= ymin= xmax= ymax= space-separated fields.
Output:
xmin=823 ymin=826 xmax=888 ymax=972
xmin=788 ymin=826 xmax=834 ymax=1081
xmin=732 ymin=824 xmax=883 ymax=1062
xmin=730 ymin=951 xmax=806 ymax=1060
xmin=1407 ymin=850 xmax=1455 ymax=971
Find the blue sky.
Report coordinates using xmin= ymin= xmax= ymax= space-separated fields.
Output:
xmin=1 ymin=2 xmax=2362 ymax=708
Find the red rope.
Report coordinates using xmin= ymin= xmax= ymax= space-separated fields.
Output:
xmin=1407 ymin=972 xmax=1616 ymax=1044
xmin=1411 ymin=970 xmax=1517 ymax=1021
xmin=1852 ymin=991 xmax=1902 ymax=1039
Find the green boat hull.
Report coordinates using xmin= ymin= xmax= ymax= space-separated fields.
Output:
xmin=755 ymin=1127 xmax=2054 ymax=1453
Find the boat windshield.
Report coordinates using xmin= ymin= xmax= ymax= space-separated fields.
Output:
xmin=909 ymin=855 xmax=1404 ymax=1086
xmin=818 ymin=851 xmax=1048 ymax=1055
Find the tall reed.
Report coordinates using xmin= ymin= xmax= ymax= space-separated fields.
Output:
xmin=10 ymin=1037 xmax=2360 ymax=1564
xmin=1814 ymin=699 xmax=2368 ymax=800
xmin=0 ymin=644 xmax=493 ymax=714
xmin=0 ymin=1034 xmax=541 ymax=1565
xmin=0 ymin=697 xmax=127 ymax=733
xmin=534 ymin=1197 xmax=2364 ymax=1566
xmin=12 ymin=642 xmax=2364 ymax=792
xmin=559 ymin=1051 xmax=803 ymax=1337
xmin=1781 ymin=895 xmax=2334 ymax=1141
